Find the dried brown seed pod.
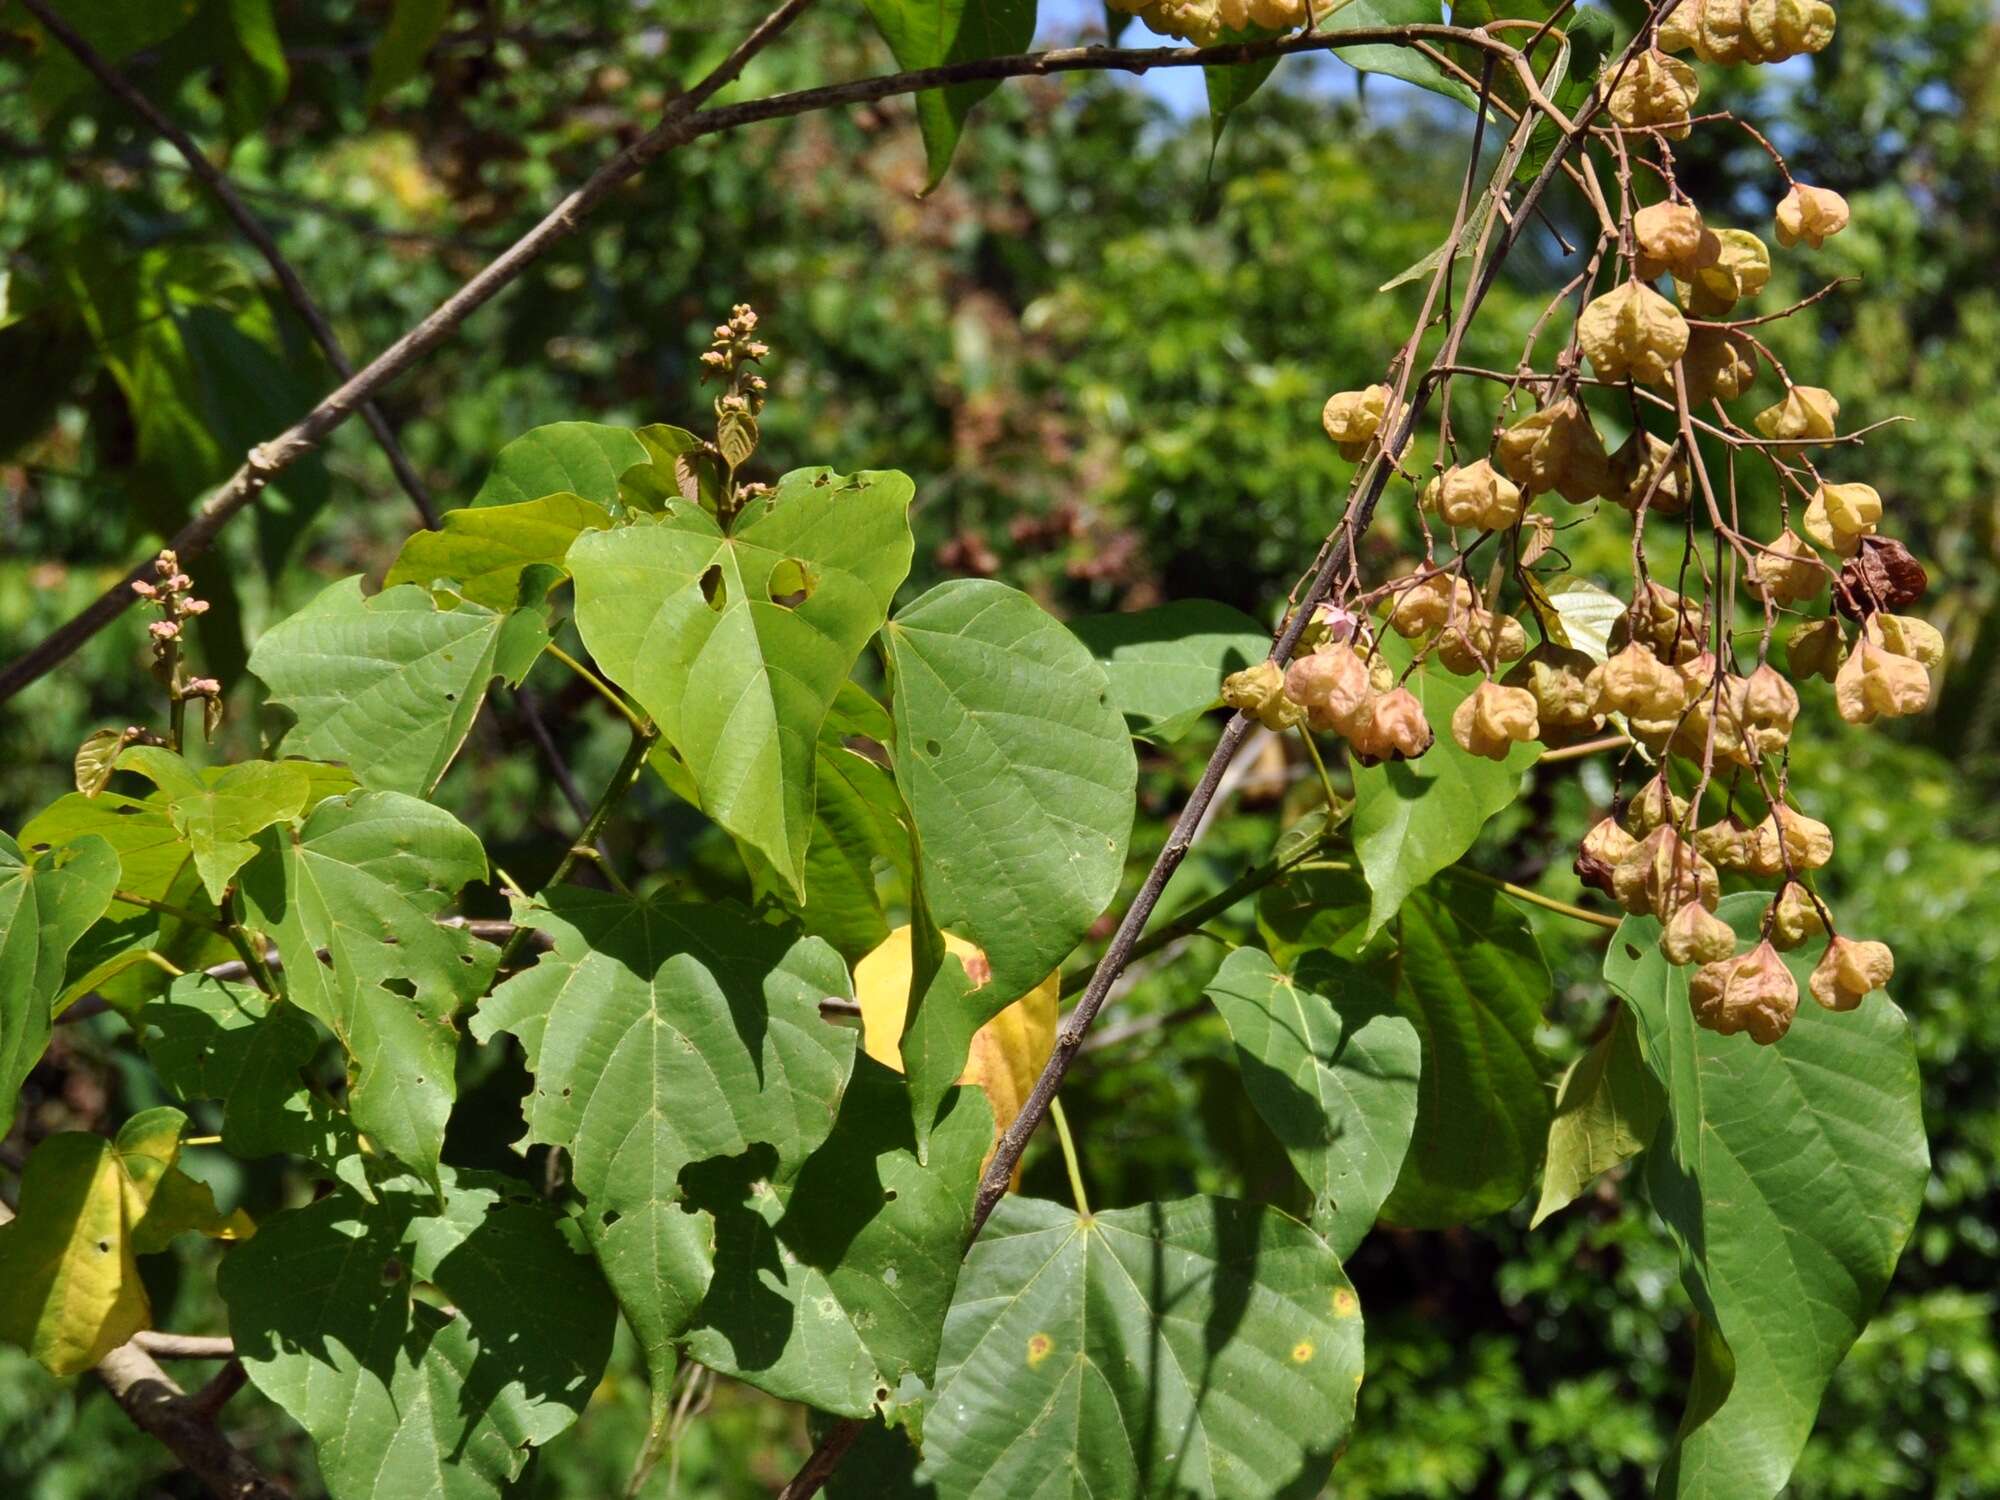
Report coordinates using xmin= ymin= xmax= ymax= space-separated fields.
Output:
xmin=1802 ymin=480 xmax=1882 ymax=557
xmin=1576 ymin=816 xmax=1638 ymax=897
xmin=1680 ymin=327 xmax=1759 ymax=405
xmin=1496 ymin=397 xmax=1611 ymax=504
xmin=1579 ymin=281 xmax=1691 ymax=386
xmin=1224 ymin=660 xmax=1307 ymax=731
xmin=1613 ymin=825 xmax=1721 ymax=920
xmin=1835 ymin=536 xmax=1929 ymax=618
xmin=1609 ymin=581 xmax=1710 ymax=665
xmin=1450 ymin=681 xmax=1539 ymax=760
xmin=1631 ymin=201 xmax=1722 ymax=283
xmin=1753 ymin=385 xmax=1840 ymax=442
xmin=1589 ymin=641 xmax=1691 ymax=720
xmin=1608 ymin=431 xmax=1692 ymax=517
xmin=1769 ymin=881 xmax=1826 ymax=951
xmin=1676 ymin=229 xmax=1772 ymax=316
xmin=1432 ymin=458 xmax=1525 ymax=532
xmin=1503 ymin=643 xmax=1603 ymax=742
xmin=1663 ymin=900 xmax=1738 ymax=966
xmin=1285 ymin=643 xmax=1377 ymax=736
xmin=1435 ymin=610 xmax=1528 ymax=675
xmin=1659 ymin=0 xmax=1837 ymax=66
xmin=1690 ymin=940 xmax=1800 ymax=1045
xmin=1607 ymin=49 xmax=1701 ymax=139
xmin=1775 ymin=183 xmax=1850 ymax=249
xmin=1833 ymin=637 xmax=1931 ymax=724
xmin=1625 ymin=772 xmax=1689 ymax=836
xmin=1785 ymin=617 xmax=1845 ymax=683
xmin=1322 ymin=384 xmax=1399 ymax=461
xmin=1385 ymin=572 xmax=1477 ymax=639
xmin=1808 ymin=935 xmax=1894 ymax=1011
xmin=1347 ymin=686 xmax=1434 ymax=764
xmin=1747 ymin=529 xmax=1826 ymax=605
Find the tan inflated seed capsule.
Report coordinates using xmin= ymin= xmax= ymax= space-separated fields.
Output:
xmin=1659 ymin=0 xmax=1837 ymax=66
xmin=1589 ymin=641 xmax=1689 ymax=720
xmin=1609 ymin=581 xmax=1709 ymax=665
xmin=1609 ymin=431 xmax=1692 ymax=516
xmin=1433 ymin=458 xmax=1525 ymax=532
xmin=1322 ymin=384 xmax=1394 ymax=461
xmin=1738 ymin=663 xmax=1800 ymax=757
xmin=1834 ymin=637 xmax=1931 ymax=724
xmin=1625 ymin=772 xmax=1689 ymax=836
xmin=1496 ymin=397 xmax=1611 ymax=503
xmin=1754 ymin=385 xmax=1840 ymax=441
xmin=1748 ymin=529 xmax=1825 ymax=605
xmin=1866 ymin=612 xmax=1944 ymax=670
xmin=1579 ymin=281 xmax=1691 ymax=386
xmin=1504 ymin=643 xmax=1603 ymax=740
xmin=1607 ymin=48 xmax=1701 ymax=139
xmin=1435 ymin=610 xmax=1528 ymax=675
xmin=1632 ymin=201 xmax=1722 ymax=283
xmin=1785 ymin=617 xmax=1845 ymax=682
xmin=1348 ymin=686 xmax=1433 ymax=763
xmin=1696 ymin=815 xmax=1760 ymax=871
xmin=1744 ymin=805 xmax=1834 ymax=877
xmin=1673 ymin=654 xmax=1751 ymax=765
xmin=1663 ymin=900 xmax=1738 ymax=966
xmin=1681 ymin=327 xmax=1758 ymax=405
xmin=1676 ymin=229 xmax=1771 ymax=316
xmin=1285 ymin=643 xmax=1376 ymax=736
xmin=1690 ymin=940 xmax=1800 ymax=1045
xmin=1451 ymin=681 xmax=1539 ymax=760
xmin=1576 ymin=816 xmax=1639 ymax=897
xmin=1613 ymin=825 xmax=1721 ymax=920
xmin=1775 ymin=183 xmax=1850 ymax=249
xmin=1223 ymin=660 xmax=1307 ymax=731
xmin=1385 ymin=571 xmax=1477 ymax=639
xmin=1769 ymin=881 xmax=1826 ymax=951
xmin=1803 ymin=480 xmax=1882 ymax=556
xmin=1809 ymin=935 xmax=1894 ymax=1011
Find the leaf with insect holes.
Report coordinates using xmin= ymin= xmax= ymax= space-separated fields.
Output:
xmin=248 ymin=577 xmax=548 ymax=798
xmin=384 ymin=491 xmax=612 ymax=609
xmin=223 ymin=1165 xmax=615 ymax=1500
xmin=569 ymin=467 xmax=915 ymax=901
xmin=0 ymin=832 xmax=119 ymax=1138
xmin=924 ymin=1195 xmax=1366 ymax=1499
xmin=114 ymin=746 xmax=309 ymax=905
xmin=237 ymin=790 xmax=497 ymax=1185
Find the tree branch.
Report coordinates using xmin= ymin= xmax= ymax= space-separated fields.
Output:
xmin=17 ymin=0 xmax=438 ymax=530
xmin=0 ymin=13 xmax=1523 ymax=707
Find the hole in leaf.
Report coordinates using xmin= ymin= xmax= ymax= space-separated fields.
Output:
xmin=1624 ymin=943 xmax=1643 ymax=960
xmin=96 ymin=1240 xmax=111 ymax=1255
xmin=380 ymin=1257 xmax=404 ymax=1284
xmin=443 ymin=692 xmax=456 ymax=703
xmin=383 ymin=977 xmax=417 ymax=1000
xmin=883 ymin=1188 xmax=899 ymax=1203
xmin=601 ymin=1210 xmax=622 ymax=1229
xmin=767 ymin=558 xmax=814 ymax=609
xmin=924 ymin=739 xmax=942 ymax=758
xmin=699 ymin=564 xmax=727 ymax=612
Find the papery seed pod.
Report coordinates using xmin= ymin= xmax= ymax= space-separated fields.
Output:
xmin=1517 ymin=511 xmax=1557 ymax=567
xmin=1785 ymin=617 xmax=1845 ymax=682
xmin=1576 ymin=816 xmax=1638 ymax=897
xmin=1681 ymin=326 xmax=1759 ymax=405
xmin=1808 ymin=935 xmax=1894 ymax=1011
xmin=1496 ymin=397 xmax=1611 ymax=503
xmin=1451 ymin=681 xmax=1540 ymax=760
xmin=1503 ymin=643 xmax=1603 ymax=742
xmin=1631 ymin=201 xmax=1722 ymax=282
xmin=1747 ymin=529 xmax=1825 ymax=605
xmin=1835 ymin=536 xmax=1929 ymax=618
xmin=1385 ymin=571 xmax=1477 ymax=638
xmin=1432 ymin=458 xmax=1525 ymax=532
xmin=1608 ymin=430 xmax=1692 ymax=516
xmin=1625 ymin=772 xmax=1689 ymax=836
xmin=1365 ymin=646 xmax=1396 ymax=694
xmin=1738 ymin=664 xmax=1800 ymax=757
xmin=1609 ymin=581 xmax=1710 ymax=665
xmin=1769 ymin=881 xmax=1826 ymax=951
xmin=1613 ymin=825 xmax=1721 ymax=920
xmin=1833 ymin=637 xmax=1931 ymax=724
xmin=1663 ymin=900 xmax=1738 ymax=965
xmin=1606 ymin=49 xmax=1701 ymax=139
xmin=1673 ymin=653 xmax=1752 ymax=765
xmin=1285 ymin=643 xmax=1377 ymax=736
xmin=1659 ymin=0 xmax=1836 ymax=66
xmin=1690 ymin=941 xmax=1800 ymax=1045
xmin=1589 ymin=641 xmax=1690 ymax=719
xmin=1579 ymin=281 xmax=1691 ymax=386
xmin=1436 ymin=610 xmax=1528 ymax=675
xmin=1696 ymin=815 xmax=1760 ymax=871
xmin=1348 ymin=686 xmax=1434 ymax=764
xmin=1322 ymin=384 xmax=1398 ymax=461
xmin=1775 ymin=183 xmax=1850 ymax=249
xmin=1676 ymin=229 xmax=1771 ymax=316
xmin=1223 ymin=660 xmax=1308 ymax=731
xmin=1867 ymin=612 xmax=1944 ymax=670
xmin=1744 ymin=805 xmax=1834 ymax=877
xmin=1753 ymin=385 xmax=1840 ymax=442
xmin=1803 ymin=480 xmax=1881 ymax=557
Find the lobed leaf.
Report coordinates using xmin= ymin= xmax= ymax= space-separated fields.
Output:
xmin=383 ymin=490 xmax=613 ymax=609
xmin=470 ymin=419 xmax=647 ymax=510
xmin=0 ymin=831 xmax=119 ymax=1137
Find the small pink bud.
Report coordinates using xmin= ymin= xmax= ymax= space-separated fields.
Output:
xmin=181 ymin=598 xmax=210 ymax=615
xmin=149 ymin=621 xmax=180 ymax=640
xmin=131 ymin=580 xmax=158 ymax=598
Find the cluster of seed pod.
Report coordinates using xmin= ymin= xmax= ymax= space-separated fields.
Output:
xmin=1292 ymin=1 xmax=1933 ymax=1044
xmin=1105 ymin=0 xmax=1333 ymax=46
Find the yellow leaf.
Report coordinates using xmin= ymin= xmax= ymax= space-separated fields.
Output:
xmin=0 ymin=1107 xmax=250 ymax=1376
xmin=855 ymin=925 xmax=1058 ymax=1182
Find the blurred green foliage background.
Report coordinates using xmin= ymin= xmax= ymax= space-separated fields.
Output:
xmin=1 ymin=0 xmax=1996 ymax=1494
